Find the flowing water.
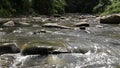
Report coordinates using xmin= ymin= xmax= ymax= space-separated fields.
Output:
xmin=0 ymin=15 xmax=120 ymax=68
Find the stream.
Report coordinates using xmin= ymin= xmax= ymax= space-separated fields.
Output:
xmin=0 ymin=14 xmax=120 ymax=68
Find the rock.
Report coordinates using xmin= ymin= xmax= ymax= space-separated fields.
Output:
xmin=21 ymin=46 xmax=55 ymax=55
xmin=21 ymin=40 xmax=69 ymax=55
xmin=96 ymin=25 xmax=103 ymax=28
xmin=42 ymin=23 xmax=71 ymax=29
xmin=79 ymin=16 xmax=85 ymax=19
xmin=74 ymin=22 xmax=89 ymax=27
xmin=21 ymin=46 xmax=69 ymax=55
xmin=3 ymin=21 xmax=15 ymax=26
xmin=53 ymin=14 xmax=61 ymax=17
xmin=100 ymin=14 xmax=120 ymax=24
xmin=0 ymin=43 xmax=20 ymax=55
xmin=60 ymin=17 xmax=66 ymax=19
xmin=19 ymin=22 xmax=30 ymax=26
xmin=79 ymin=26 xmax=86 ymax=30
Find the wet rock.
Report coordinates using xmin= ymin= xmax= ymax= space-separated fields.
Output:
xmin=60 ymin=17 xmax=66 ymax=19
xmin=79 ymin=16 xmax=86 ymax=19
xmin=3 ymin=21 xmax=15 ymax=26
xmin=21 ymin=40 xmax=69 ymax=55
xmin=21 ymin=46 xmax=55 ymax=55
xmin=0 ymin=43 xmax=20 ymax=55
xmin=79 ymin=26 xmax=86 ymax=30
xmin=100 ymin=14 xmax=120 ymax=24
xmin=74 ymin=22 xmax=89 ymax=27
xmin=96 ymin=25 xmax=103 ymax=28
xmin=42 ymin=23 xmax=71 ymax=29
xmin=21 ymin=46 xmax=69 ymax=56
xmin=19 ymin=21 xmax=30 ymax=26
xmin=53 ymin=14 xmax=61 ymax=17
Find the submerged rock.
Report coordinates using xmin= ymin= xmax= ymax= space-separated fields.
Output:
xmin=0 ymin=43 xmax=20 ymax=55
xmin=74 ymin=22 xmax=89 ymax=27
xmin=3 ymin=21 xmax=15 ymax=26
xmin=100 ymin=14 xmax=120 ymax=24
xmin=42 ymin=23 xmax=71 ymax=29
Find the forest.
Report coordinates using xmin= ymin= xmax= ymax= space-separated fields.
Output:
xmin=0 ymin=0 xmax=120 ymax=17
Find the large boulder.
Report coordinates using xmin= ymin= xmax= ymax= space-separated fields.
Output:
xmin=100 ymin=14 xmax=120 ymax=24
xmin=42 ymin=23 xmax=71 ymax=29
xmin=3 ymin=21 xmax=15 ymax=26
xmin=0 ymin=43 xmax=20 ymax=55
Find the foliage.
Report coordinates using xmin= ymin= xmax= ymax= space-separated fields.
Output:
xmin=0 ymin=0 xmax=12 ymax=17
xmin=0 ymin=0 xmax=120 ymax=17
xmin=9 ymin=0 xmax=31 ymax=15
xmin=93 ymin=0 xmax=111 ymax=13
xmin=65 ymin=0 xmax=99 ymax=13
xmin=93 ymin=0 xmax=120 ymax=14
xmin=32 ymin=0 xmax=65 ymax=15
xmin=0 ymin=0 xmax=31 ymax=17
xmin=103 ymin=0 xmax=120 ymax=14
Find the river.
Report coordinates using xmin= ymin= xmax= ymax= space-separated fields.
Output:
xmin=0 ymin=14 xmax=120 ymax=68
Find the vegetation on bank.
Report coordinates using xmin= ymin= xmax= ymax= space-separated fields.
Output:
xmin=0 ymin=0 xmax=120 ymax=17
xmin=103 ymin=0 xmax=120 ymax=14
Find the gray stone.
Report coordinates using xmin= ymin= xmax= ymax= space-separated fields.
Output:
xmin=42 ymin=23 xmax=71 ymax=29
xmin=19 ymin=21 xmax=30 ymax=26
xmin=3 ymin=21 xmax=15 ymax=26
xmin=74 ymin=22 xmax=89 ymax=27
